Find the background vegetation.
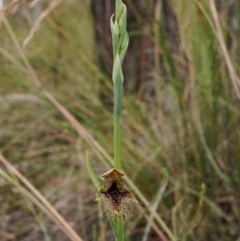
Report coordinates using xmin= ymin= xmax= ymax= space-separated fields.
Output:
xmin=0 ymin=0 xmax=240 ymax=241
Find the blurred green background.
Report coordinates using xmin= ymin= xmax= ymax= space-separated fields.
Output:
xmin=0 ymin=0 xmax=240 ymax=241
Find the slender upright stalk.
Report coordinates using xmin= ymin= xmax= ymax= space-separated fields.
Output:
xmin=111 ymin=0 xmax=129 ymax=170
xmin=113 ymin=72 xmax=123 ymax=169
xmin=111 ymin=0 xmax=128 ymax=168
xmin=111 ymin=0 xmax=129 ymax=240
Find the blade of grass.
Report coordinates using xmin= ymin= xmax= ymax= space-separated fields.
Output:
xmin=209 ymin=0 xmax=240 ymax=99
xmin=142 ymin=178 xmax=168 ymax=241
xmin=194 ymin=0 xmax=240 ymax=99
xmin=86 ymin=152 xmax=100 ymax=191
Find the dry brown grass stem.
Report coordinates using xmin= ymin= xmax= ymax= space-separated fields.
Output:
xmin=29 ymin=0 xmax=42 ymax=9
xmin=0 ymin=93 xmax=44 ymax=105
xmin=137 ymin=204 xmax=169 ymax=241
xmin=0 ymin=153 xmax=84 ymax=241
xmin=209 ymin=0 xmax=240 ymax=100
xmin=22 ymin=0 xmax=64 ymax=48
xmin=0 ymin=0 xmax=25 ymax=20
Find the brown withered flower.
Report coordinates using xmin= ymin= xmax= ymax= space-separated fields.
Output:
xmin=97 ymin=168 xmax=137 ymax=220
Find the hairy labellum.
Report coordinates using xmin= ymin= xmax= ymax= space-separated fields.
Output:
xmin=98 ymin=168 xmax=137 ymax=220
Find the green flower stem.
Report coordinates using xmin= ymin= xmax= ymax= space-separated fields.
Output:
xmin=114 ymin=115 xmax=122 ymax=169
xmin=114 ymin=73 xmax=123 ymax=169
xmin=111 ymin=0 xmax=129 ymax=240
xmin=111 ymin=0 xmax=128 ymax=169
xmin=116 ymin=216 xmax=124 ymax=241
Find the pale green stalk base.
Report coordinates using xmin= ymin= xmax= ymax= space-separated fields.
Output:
xmin=116 ymin=217 xmax=124 ymax=241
